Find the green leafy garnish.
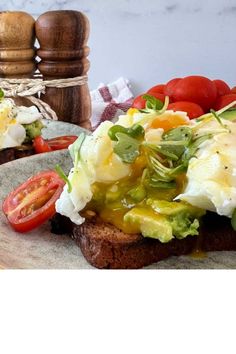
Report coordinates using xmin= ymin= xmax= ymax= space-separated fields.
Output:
xmin=108 ymin=124 xmax=144 ymax=141
xmin=55 ymin=164 xmax=72 ymax=193
xmin=142 ymin=94 xmax=164 ymax=111
xmin=0 ymin=88 xmax=4 ymax=101
xmin=69 ymin=133 xmax=86 ymax=167
xmin=113 ymin=132 xmax=141 ymax=163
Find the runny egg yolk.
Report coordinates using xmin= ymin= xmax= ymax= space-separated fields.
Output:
xmin=0 ymin=106 xmax=13 ymax=133
xmin=85 ymin=151 xmax=185 ymax=234
xmin=150 ymin=111 xmax=190 ymax=131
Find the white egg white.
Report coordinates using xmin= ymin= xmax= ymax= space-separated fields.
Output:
xmin=177 ymin=119 xmax=236 ymax=217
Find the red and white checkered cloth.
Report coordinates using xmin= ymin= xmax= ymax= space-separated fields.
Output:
xmin=90 ymin=77 xmax=134 ymax=130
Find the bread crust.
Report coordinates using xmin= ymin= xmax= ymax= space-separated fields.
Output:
xmin=72 ymin=213 xmax=236 ymax=269
xmin=0 ymin=145 xmax=35 ymax=165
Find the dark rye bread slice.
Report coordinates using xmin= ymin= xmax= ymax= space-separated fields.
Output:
xmin=0 ymin=145 xmax=35 ymax=165
xmin=72 ymin=212 xmax=236 ymax=269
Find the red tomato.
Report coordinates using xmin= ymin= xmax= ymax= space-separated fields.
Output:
xmin=214 ymin=94 xmax=236 ymax=110
xmin=33 ymin=136 xmax=52 ymax=153
xmin=171 ymin=76 xmax=217 ymax=112
xmin=147 ymin=84 xmax=165 ymax=95
xmin=164 ymin=78 xmax=181 ymax=98
xmin=47 ymin=136 xmax=78 ymax=150
xmin=132 ymin=92 xmax=165 ymax=109
xmin=132 ymin=94 xmax=146 ymax=109
xmin=168 ymin=101 xmax=204 ymax=119
xmin=213 ymin=79 xmax=230 ymax=97
xmin=2 ymin=171 xmax=65 ymax=233
xmin=231 ymin=87 xmax=236 ymax=94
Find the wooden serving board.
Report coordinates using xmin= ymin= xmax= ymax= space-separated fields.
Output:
xmin=0 ymin=146 xmax=236 ymax=269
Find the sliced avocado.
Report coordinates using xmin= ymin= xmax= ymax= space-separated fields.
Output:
xmin=146 ymin=199 xmax=204 ymax=217
xmin=23 ymin=120 xmax=44 ymax=143
xmin=124 ymin=207 xmax=173 ymax=243
xmin=146 ymin=199 xmax=205 ymax=240
xmin=219 ymin=108 xmax=236 ymax=121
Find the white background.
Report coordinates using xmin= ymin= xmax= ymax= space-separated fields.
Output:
xmin=1 ymin=0 xmax=236 ymax=94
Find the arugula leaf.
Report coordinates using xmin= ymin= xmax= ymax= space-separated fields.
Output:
xmin=113 ymin=132 xmax=141 ymax=163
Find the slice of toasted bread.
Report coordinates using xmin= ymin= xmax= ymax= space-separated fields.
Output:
xmin=0 ymin=145 xmax=35 ymax=165
xmin=71 ymin=213 xmax=236 ymax=269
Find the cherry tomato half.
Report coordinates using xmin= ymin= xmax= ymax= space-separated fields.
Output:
xmin=147 ymin=84 xmax=165 ymax=95
xmin=47 ymin=135 xmax=78 ymax=150
xmin=214 ymin=94 xmax=236 ymax=110
xmin=171 ymin=76 xmax=217 ymax=112
xmin=213 ymin=79 xmax=230 ymax=97
xmin=33 ymin=136 xmax=52 ymax=153
xmin=132 ymin=92 xmax=165 ymax=109
xmin=2 ymin=171 xmax=65 ymax=233
xmin=168 ymin=101 xmax=204 ymax=119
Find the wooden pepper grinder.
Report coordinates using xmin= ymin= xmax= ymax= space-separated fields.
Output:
xmin=35 ymin=10 xmax=91 ymax=129
xmin=0 ymin=11 xmax=36 ymax=105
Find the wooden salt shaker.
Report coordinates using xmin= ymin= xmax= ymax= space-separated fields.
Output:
xmin=0 ymin=11 xmax=36 ymax=106
xmin=35 ymin=10 xmax=91 ymax=129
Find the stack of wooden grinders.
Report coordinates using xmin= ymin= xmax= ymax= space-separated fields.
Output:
xmin=0 ymin=10 xmax=91 ymax=129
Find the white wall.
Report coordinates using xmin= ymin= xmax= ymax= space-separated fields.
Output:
xmin=1 ymin=0 xmax=236 ymax=94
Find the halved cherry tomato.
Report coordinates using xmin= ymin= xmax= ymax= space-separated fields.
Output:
xmin=164 ymin=78 xmax=181 ymax=98
xmin=132 ymin=92 xmax=165 ymax=109
xmin=147 ymin=84 xmax=165 ymax=95
xmin=172 ymin=76 xmax=217 ymax=112
xmin=214 ymin=94 xmax=236 ymax=110
xmin=47 ymin=135 xmax=78 ymax=150
xmin=33 ymin=136 xmax=52 ymax=153
xmin=213 ymin=79 xmax=230 ymax=97
xmin=2 ymin=171 xmax=65 ymax=233
xmin=168 ymin=101 xmax=204 ymax=119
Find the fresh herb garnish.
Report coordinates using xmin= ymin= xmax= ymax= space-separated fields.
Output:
xmin=69 ymin=132 xmax=86 ymax=167
xmin=55 ymin=164 xmax=72 ymax=193
xmin=108 ymin=124 xmax=145 ymax=141
xmin=113 ymin=132 xmax=141 ymax=163
xmin=0 ymin=88 xmax=4 ymax=101
xmin=142 ymin=94 xmax=164 ymax=111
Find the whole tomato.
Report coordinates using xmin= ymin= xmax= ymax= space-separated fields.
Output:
xmin=171 ymin=75 xmax=217 ymax=112
xmin=168 ymin=101 xmax=204 ymax=119
xmin=213 ymin=79 xmax=230 ymax=97
xmin=231 ymin=87 xmax=236 ymax=94
xmin=132 ymin=94 xmax=146 ymax=109
xmin=214 ymin=94 xmax=236 ymax=110
xmin=147 ymin=84 xmax=165 ymax=95
xmin=164 ymin=78 xmax=181 ymax=98
xmin=132 ymin=92 xmax=165 ymax=109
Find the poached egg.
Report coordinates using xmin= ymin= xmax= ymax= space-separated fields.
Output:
xmin=177 ymin=119 xmax=236 ymax=217
xmin=0 ymin=98 xmax=42 ymax=149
